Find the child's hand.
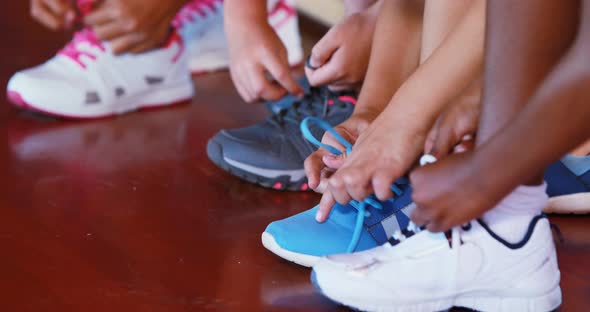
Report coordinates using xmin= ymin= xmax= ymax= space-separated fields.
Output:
xmin=410 ymin=151 xmax=499 ymax=232
xmin=324 ymin=111 xmax=427 ymax=206
xmin=305 ymin=3 xmax=379 ymax=91
xmin=304 ymin=111 xmax=378 ymax=222
xmin=424 ymin=89 xmax=480 ymax=159
xmin=30 ymin=0 xmax=76 ymax=31
xmin=84 ymin=0 xmax=186 ymax=54
xmin=305 ymin=111 xmax=378 ymax=192
xmin=226 ymin=21 xmax=303 ymax=103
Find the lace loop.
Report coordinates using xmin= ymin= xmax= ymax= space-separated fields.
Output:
xmin=300 ymin=116 xmax=353 ymax=156
xmin=57 ymin=28 xmax=105 ymax=68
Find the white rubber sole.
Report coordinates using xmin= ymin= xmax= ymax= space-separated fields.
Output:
xmin=261 ymin=232 xmax=320 ymax=267
xmin=12 ymin=80 xmax=194 ymax=119
xmin=223 ymin=156 xmax=306 ymax=182
xmin=543 ymin=193 xmax=590 ymax=214
xmin=317 ymin=280 xmax=562 ymax=312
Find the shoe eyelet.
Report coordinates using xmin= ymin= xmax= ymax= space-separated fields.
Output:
xmin=461 ymin=223 xmax=472 ymax=231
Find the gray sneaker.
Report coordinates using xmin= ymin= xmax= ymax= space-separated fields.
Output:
xmin=207 ymin=87 xmax=356 ymax=191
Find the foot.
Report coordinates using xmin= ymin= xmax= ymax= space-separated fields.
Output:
xmin=311 ymin=215 xmax=562 ymax=312
xmin=7 ymin=27 xmax=193 ymax=119
xmin=207 ymin=87 xmax=356 ymax=191
xmin=544 ymin=154 xmax=590 ymax=214
xmin=176 ymin=0 xmax=304 ymax=74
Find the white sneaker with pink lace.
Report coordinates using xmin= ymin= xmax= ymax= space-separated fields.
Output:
xmin=7 ymin=29 xmax=193 ymax=119
xmin=175 ymin=0 xmax=304 ymax=74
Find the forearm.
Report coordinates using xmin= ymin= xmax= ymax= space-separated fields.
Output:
xmin=384 ymin=0 xmax=485 ymax=135
xmin=474 ymin=43 xmax=590 ymax=198
xmin=354 ymin=0 xmax=423 ymax=118
xmin=344 ymin=0 xmax=378 ymax=16
xmin=224 ymin=0 xmax=268 ymax=35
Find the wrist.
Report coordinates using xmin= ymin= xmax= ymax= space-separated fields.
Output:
xmin=470 ymin=144 xmax=524 ymax=202
xmin=225 ymin=17 xmax=272 ymax=43
xmin=350 ymin=107 xmax=381 ymax=123
xmin=224 ymin=0 xmax=268 ymax=30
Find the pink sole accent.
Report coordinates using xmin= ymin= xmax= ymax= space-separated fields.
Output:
xmin=7 ymin=90 xmax=26 ymax=108
xmin=272 ymin=182 xmax=283 ymax=190
xmin=6 ymin=90 xmax=191 ymax=121
xmin=300 ymin=183 xmax=308 ymax=191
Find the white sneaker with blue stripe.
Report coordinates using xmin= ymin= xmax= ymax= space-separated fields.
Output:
xmin=261 ymin=117 xmax=418 ymax=267
xmin=311 ymin=215 xmax=562 ymax=312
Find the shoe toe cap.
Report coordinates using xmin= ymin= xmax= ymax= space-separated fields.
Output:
xmin=7 ymin=68 xmax=84 ymax=111
xmin=264 ymin=207 xmax=364 ymax=257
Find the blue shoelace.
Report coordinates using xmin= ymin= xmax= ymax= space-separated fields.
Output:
xmin=300 ymin=117 xmax=406 ymax=253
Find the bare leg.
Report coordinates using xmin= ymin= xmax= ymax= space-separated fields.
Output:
xmin=421 ymin=0 xmax=472 ymax=63
xmin=571 ymin=139 xmax=590 ymax=156
xmin=409 ymin=0 xmax=584 ymax=232
xmin=354 ymin=0 xmax=425 ymax=116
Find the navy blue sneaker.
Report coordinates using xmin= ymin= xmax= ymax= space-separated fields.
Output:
xmin=544 ymin=154 xmax=590 ymax=214
xmin=207 ymin=87 xmax=356 ymax=191
xmin=265 ymin=76 xmax=311 ymax=114
xmin=261 ymin=117 xmax=418 ymax=267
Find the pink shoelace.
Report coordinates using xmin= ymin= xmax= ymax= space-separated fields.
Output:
xmin=57 ymin=0 xmax=105 ymax=68
xmin=58 ymin=28 xmax=105 ymax=69
xmin=173 ymin=0 xmax=222 ymax=29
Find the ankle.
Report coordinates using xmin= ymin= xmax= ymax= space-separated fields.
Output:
xmin=482 ymin=184 xmax=548 ymax=243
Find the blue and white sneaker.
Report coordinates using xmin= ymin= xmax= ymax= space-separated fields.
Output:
xmin=261 ymin=117 xmax=417 ymax=267
xmin=544 ymin=154 xmax=590 ymax=214
xmin=262 ymin=180 xmax=416 ymax=267
xmin=207 ymin=88 xmax=356 ymax=191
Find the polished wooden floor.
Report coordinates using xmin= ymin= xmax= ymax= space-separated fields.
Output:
xmin=1 ymin=2 xmax=589 ymax=311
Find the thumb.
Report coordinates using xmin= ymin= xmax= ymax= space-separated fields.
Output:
xmin=309 ymin=29 xmax=340 ymax=69
xmin=429 ymin=120 xmax=459 ymax=160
